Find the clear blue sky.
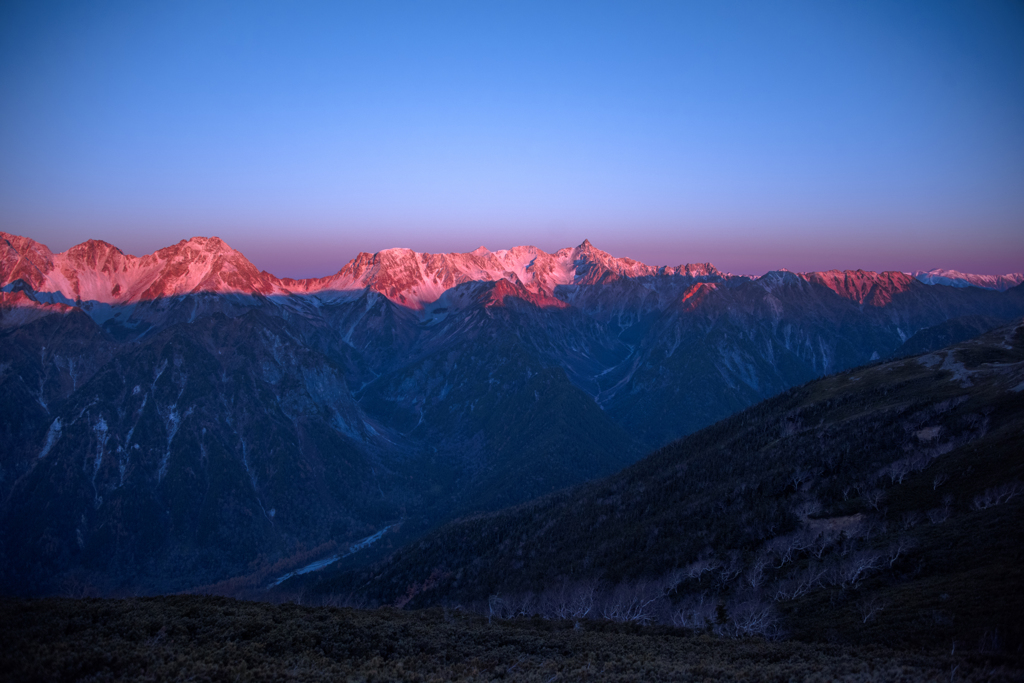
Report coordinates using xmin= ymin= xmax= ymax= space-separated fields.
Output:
xmin=1 ymin=0 xmax=1022 ymax=277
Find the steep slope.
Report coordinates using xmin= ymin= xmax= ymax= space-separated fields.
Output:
xmin=357 ymin=286 xmax=639 ymax=512
xmin=891 ymin=315 xmax=1011 ymax=358
xmin=0 ymin=311 xmax=405 ymax=594
xmin=306 ymin=321 xmax=1024 ymax=648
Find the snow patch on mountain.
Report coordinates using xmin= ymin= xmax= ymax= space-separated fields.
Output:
xmin=39 ymin=418 xmax=61 ymax=458
xmin=159 ymin=407 xmax=181 ymax=482
xmin=91 ymin=416 xmax=110 ymax=508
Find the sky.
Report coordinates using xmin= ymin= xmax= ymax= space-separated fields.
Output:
xmin=0 ymin=1 xmax=1022 ymax=278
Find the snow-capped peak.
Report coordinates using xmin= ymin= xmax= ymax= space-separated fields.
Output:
xmin=913 ymin=269 xmax=1024 ymax=292
xmin=0 ymin=232 xmax=283 ymax=305
xmin=302 ymin=241 xmax=724 ymax=311
xmin=0 ymin=233 xmax=725 ymax=314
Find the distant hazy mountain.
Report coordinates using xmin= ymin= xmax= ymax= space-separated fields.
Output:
xmin=2 ymin=231 xmax=1022 ymax=595
xmin=913 ymin=268 xmax=1024 ymax=291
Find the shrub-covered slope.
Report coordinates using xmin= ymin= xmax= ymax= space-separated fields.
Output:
xmin=305 ymin=320 xmax=1024 ymax=648
xmin=2 ymin=596 xmax=1021 ymax=682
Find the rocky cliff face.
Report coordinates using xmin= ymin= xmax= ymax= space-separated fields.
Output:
xmin=1 ymin=231 xmax=1021 ymax=595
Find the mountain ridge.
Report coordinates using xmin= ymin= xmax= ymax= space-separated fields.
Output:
xmin=5 ymin=232 xmax=1018 ymax=315
xmin=913 ymin=268 xmax=1024 ymax=292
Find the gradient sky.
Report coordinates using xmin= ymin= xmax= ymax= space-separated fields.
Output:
xmin=1 ymin=1 xmax=1022 ymax=278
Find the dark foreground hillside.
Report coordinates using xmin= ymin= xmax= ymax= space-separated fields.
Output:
xmin=2 ymin=596 xmax=1021 ymax=682
xmin=302 ymin=321 xmax=1024 ymax=650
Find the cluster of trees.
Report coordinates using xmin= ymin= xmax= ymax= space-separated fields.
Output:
xmin=972 ymin=482 xmax=1024 ymax=511
xmin=474 ymin=520 xmax=917 ymax=640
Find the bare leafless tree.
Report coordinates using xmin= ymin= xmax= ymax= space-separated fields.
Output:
xmin=718 ymin=591 xmax=781 ymax=639
xmin=887 ymin=536 xmax=915 ymax=568
xmin=682 ymin=555 xmax=722 ymax=583
xmin=886 ymin=459 xmax=913 ymax=485
xmin=834 ymin=551 xmax=884 ymax=589
xmin=718 ymin=550 xmax=744 ymax=582
xmin=671 ymin=592 xmax=717 ymax=631
xmin=743 ymin=551 xmax=772 ymax=588
xmin=926 ymin=506 xmax=950 ymax=524
xmin=899 ymin=511 xmax=923 ymax=530
xmin=487 ymin=594 xmax=504 ymax=624
xmin=857 ymin=594 xmax=887 ymax=623
xmin=600 ymin=579 xmax=669 ymax=625
xmin=972 ymin=482 xmax=1024 ymax=510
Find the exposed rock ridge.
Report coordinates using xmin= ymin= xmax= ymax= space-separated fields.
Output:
xmin=913 ymin=268 xmax=1024 ymax=291
xmin=1 ymin=232 xmax=1015 ymax=314
xmin=1 ymin=234 xmax=726 ymax=312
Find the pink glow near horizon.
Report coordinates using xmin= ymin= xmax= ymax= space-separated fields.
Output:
xmin=10 ymin=226 xmax=1022 ymax=281
xmin=2 ymin=3 xmax=1022 ymax=281
xmin=227 ymin=226 xmax=1024 ymax=280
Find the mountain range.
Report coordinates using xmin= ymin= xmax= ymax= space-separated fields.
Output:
xmin=1 ymin=231 xmax=1022 ymax=595
xmin=912 ymin=269 xmax=1024 ymax=291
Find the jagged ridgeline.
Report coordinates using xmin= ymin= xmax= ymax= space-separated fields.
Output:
xmin=1 ymin=231 xmax=1023 ymax=597
xmin=305 ymin=322 xmax=1024 ymax=648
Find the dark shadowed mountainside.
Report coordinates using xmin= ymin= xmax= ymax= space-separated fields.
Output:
xmin=891 ymin=314 xmax=1011 ymax=358
xmin=303 ymin=321 xmax=1024 ymax=649
xmin=2 ymin=231 xmax=1022 ymax=595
